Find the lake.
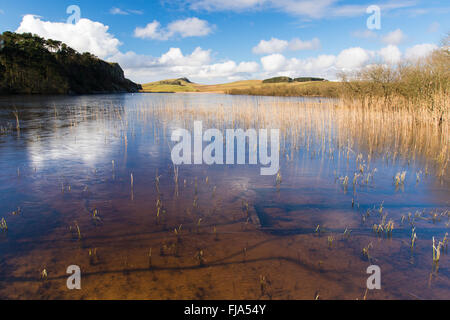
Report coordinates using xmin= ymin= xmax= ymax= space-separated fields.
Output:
xmin=0 ymin=93 xmax=448 ymax=299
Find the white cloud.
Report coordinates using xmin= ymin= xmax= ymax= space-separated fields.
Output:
xmin=168 ymin=17 xmax=213 ymax=37
xmin=260 ymin=53 xmax=336 ymax=79
xmin=378 ymin=45 xmax=402 ymax=64
xmin=159 ymin=47 xmax=212 ymax=66
xmin=236 ymin=61 xmax=260 ymax=73
xmin=335 ymin=47 xmax=371 ymax=69
xmin=253 ymin=38 xmax=288 ymax=54
xmin=16 ymin=14 xmax=121 ymax=59
xmin=109 ymin=47 xmax=260 ymax=83
xmin=110 ymin=7 xmax=129 ymax=15
xmin=404 ymin=43 xmax=438 ymax=61
xmin=253 ymin=37 xmax=320 ymax=54
xmin=134 ymin=17 xmax=213 ymax=40
xmin=261 ymin=54 xmax=287 ymax=72
xmin=134 ymin=21 xmax=165 ymax=40
xmin=110 ymin=7 xmax=143 ymax=15
xmin=112 ymin=42 xmax=440 ymax=84
xmin=0 ymin=9 xmax=4 ymax=14
xmin=289 ymin=37 xmax=320 ymax=51
xmin=382 ymin=29 xmax=406 ymax=45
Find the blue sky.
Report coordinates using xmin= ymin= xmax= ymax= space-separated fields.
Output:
xmin=0 ymin=0 xmax=449 ymax=83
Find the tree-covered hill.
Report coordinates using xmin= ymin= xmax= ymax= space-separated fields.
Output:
xmin=0 ymin=32 xmax=141 ymax=94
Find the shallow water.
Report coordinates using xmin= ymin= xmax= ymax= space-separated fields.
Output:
xmin=0 ymin=93 xmax=448 ymax=299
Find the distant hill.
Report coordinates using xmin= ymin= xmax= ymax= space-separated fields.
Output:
xmin=0 ymin=32 xmax=141 ymax=95
xmin=141 ymin=78 xmax=198 ymax=92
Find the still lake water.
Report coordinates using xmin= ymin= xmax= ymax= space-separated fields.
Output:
xmin=0 ymin=93 xmax=448 ymax=299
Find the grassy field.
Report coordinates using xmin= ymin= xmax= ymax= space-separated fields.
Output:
xmin=140 ymin=78 xmax=333 ymax=94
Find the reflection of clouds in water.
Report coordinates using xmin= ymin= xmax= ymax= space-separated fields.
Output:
xmin=27 ymin=123 xmax=116 ymax=169
xmin=139 ymin=142 xmax=162 ymax=158
xmin=229 ymin=176 xmax=251 ymax=192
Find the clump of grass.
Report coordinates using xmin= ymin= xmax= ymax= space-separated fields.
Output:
xmin=92 ymin=209 xmax=102 ymax=225
xmin=343 ymin=227 xmax=352 ymax=239
xmin=174 ymin=224 xmax=182 ymax=242
xmin=89 ymin=248 xmax=98 ymax=265
xmin=327 ymin=236 xmax=334 ymax=248
xmin=432 ymin=237 xmax=443 ymax=266
xmin=196 ymin=218 xmax=202 ymax=233
xmin=315 ymin=224 xmax=321 ymax=237
xmin=0 ymin=218 xmax=7 ymax=231
xmin=342 ymin=176 xmax=349 ymax=192
xmin=432 ymin=233 xmax=448 ymax=267
xmin=195 ymin=249 xmax=205 ymax=266
xmin=69 ymin=222 xmax=82 ymax=241
xmin=362 ymin=243 xmax=373 ymax=261
xmin=193 ymin=195 xmax=199 ymax=209
xmin=378 ymin=201 xmax=384 ymax=215
xmin=276 ymin=170 xmax=282 ymax=186
xmin=410 ymin=227 xmax=418 ymax=250
xmin=41 ymin=268 xmax=48 ymax=280
xmin=443 ymin=233 xmax=449 ymax=253
xmin=259 ymin=275 xmax=267 ymax=296
xmin=394 ymin=171 xmax=407 ymax=189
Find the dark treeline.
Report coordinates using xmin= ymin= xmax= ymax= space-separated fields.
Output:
xmin=0 ymin=32 xmax=141 ymax=94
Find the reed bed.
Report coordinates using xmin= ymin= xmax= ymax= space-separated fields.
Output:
xmin=119 ymin=94 xmax=449 ymax=182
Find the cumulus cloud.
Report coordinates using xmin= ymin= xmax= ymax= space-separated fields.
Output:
xmin=335 ymin=47 xmax=371 ymax=69
xmin=404 ymin=43 xmax=438 ymax=61
xmin=134 ymin=21 xmax=165 ymax=40
xmin=256 ymin=42 xmax=440 ymax=81
xmin=382 ymin=29 xmax=406 ymax=45
xmin=378 ymin=45 xmax=402 ymax=64
xmin=289 ymin=38 xmax=320 ymax=51
xmin=253 ymin=37 xmax=320 ymax=54
xmin=260 ymin=53 xmax=336 ymax=79
xmin=112 ymin=42 xmax=440 ymax=84
xmin=16 ymin=14 xmax=121 ymax=59
xmin=261 ymin=54 xmax=287 ymax=71
xmin=134 ymin=17 xmax=213 ymax=40
xmin=109 ymin=47 xmax=260 ymax=83
xmin=253 ymin=38 xmax=288 ymax=54
xmin=236 ymin=61 xmax=260 ymax=73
